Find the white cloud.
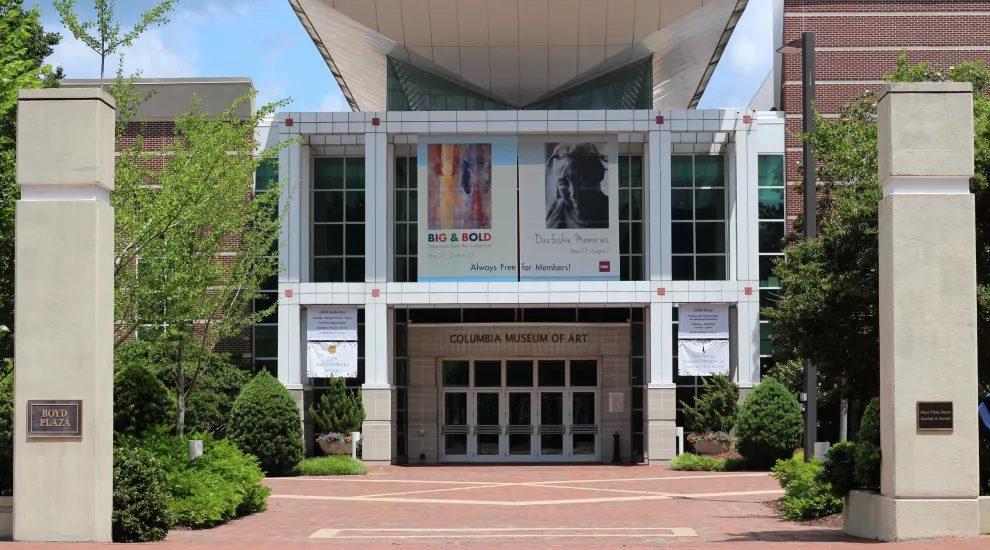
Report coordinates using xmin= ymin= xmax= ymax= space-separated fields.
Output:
xmin=728 ymin=36 xmax=759 ymax=75
xmin=725 ymin=0 xmax=773 ymax=76
xmin=318 ymin=91 xmax=348 ymax=112
xmin=48 ymin=24 xmax=198 ymax=80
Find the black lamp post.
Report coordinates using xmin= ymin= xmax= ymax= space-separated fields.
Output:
xmin=777 ymin=32 xmax=817 ymax=462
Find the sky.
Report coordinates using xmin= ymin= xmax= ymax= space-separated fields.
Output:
xmin=37 ymin=0 xmax=774 ymax=112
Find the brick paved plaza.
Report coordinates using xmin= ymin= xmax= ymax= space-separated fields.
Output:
xmin=6 ymin=465 xmax=990 ymax=548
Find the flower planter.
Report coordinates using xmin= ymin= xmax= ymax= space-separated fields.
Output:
xmin=694 ymin=440 xmax=731 ymax=455
xmin=319 ymin=439 xmax=353 ymax=456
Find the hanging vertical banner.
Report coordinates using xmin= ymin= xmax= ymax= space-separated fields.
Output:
xmin=306 ymin=307 xmax=358 ymax=341
xmin=677 ymin=339 xmax=730 ymax=376
xmin=517 ymin=135 xmax=620 ymax=280
xmin=417 ymin=135 xmax=518 ymax=282
xmin=307 ymin=341 xmax=359 ymax=378
xmin=677 ymin=304 xmax=730 ymax=339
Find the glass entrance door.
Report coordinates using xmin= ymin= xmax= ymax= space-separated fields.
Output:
xmin=505 ymin=391 xmax=535 ymax=461
xmin=537 ymin=391 xmax=565 ymax=460
xmin=474 ymin=391 xmax=502 ymax=461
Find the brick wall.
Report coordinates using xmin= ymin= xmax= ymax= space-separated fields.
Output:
xmin=781 ymin=0 xmax=990 ymax=232
xmin=114 ymin=120 xmax=255 ymax=361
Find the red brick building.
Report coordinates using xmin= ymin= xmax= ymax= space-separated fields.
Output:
xmin=778 ymin=0 xmax=990 ymax=232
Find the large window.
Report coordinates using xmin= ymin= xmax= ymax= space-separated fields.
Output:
xmin=671 ymin=155 xmax=728 ymax=281
xmin=393 ymin=156 xmax=418 ymax=283
xmin=618 ymin=155 xmax=645 ymax=281
xmin=312 ymin=157 xmax=365 ymax=282
xmin=757 ymin=155 xmax=786 ymax=372
xmin=253 ymin=160 xmax=279 ymax=374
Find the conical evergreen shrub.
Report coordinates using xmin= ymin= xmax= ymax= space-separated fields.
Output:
xmin=310 ymin=377 xmax=365 ymax=434
xmin=735 ymin=378 xmax=803 ymax=468
xmin=228 ymin=371 xmax=305 ymax=476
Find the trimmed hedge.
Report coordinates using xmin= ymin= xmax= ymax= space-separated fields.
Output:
xmin=228 ymin=371 xmax=305 ymax=476
xmin=735 ymin=379 xmax=803 ymax=469
xmin=113 ymin=362 xmax=176 ymax=437
xmin=112 ymin=446 xmax=173 ymax=542
xmin=295 ymin=456 xmax=367 ymax=476
xmin=668 ymin=452 xmax=747 ymax=472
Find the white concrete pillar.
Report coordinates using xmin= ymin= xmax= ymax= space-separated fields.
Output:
xmin=362 ymin=302 xmax=391 ymax=465
xmin=365 ymin=132 xmax=388 ymax=282
xmin=847 ymin=82 xmax=979 ymax=541
xmin=647 ymin=129 xmax=672 ymax=279
xmin=278 ymin=138 xmax=303 ymax=284
xmin=646 ymin=303 xmax=675 ymax=463
xmin=13 ymin=88 xmax=114 ymax=541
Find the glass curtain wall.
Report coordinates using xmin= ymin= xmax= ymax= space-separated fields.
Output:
xmin=757 ymin=155 xmax=786 ymax=373
xmin=671 ymin=155 xmax=728 ymax=280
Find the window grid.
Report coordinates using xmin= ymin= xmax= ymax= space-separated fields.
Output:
xmin=670 ymin=155 xmax=728 ymax=281
xmin=618 ymin=155 xmax=646 ymax=281
xmin=394 ymin=156 xmax=419 ymax=283
xmin=312 ymin=157 xmax=366 ymax=283
xmin=757 ymin=155 xmax=786 ymax=373
xmin=254 ymin=160 xmax=279 ymax=374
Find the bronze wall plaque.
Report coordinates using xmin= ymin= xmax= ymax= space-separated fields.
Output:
xmin=27 ymin=400 xmax=82 ymax=438
xmin=917 ymin=401 xmax=953 ymax=432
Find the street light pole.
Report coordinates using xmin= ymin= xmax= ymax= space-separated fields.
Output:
xmin=801 ymin=31 xmax=817 ymax=463
xmin=777 ymin=31 xmax=817 ymax=462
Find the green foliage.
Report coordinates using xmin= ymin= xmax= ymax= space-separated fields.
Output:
xmin=668 ymin=452 xmax=746 ymax=472
xmin=115 ymin=340 xmax=249 ymax=437
xmin=113 ymin=361 xmax=176 ymax=437
xmin=53 ymin=0 xmax=175 ymax=81
xmin=310 ymin=377 xmax=365 ymax=434
xmin=295 ymin=456 xmax=367 ymax=476
xmin=858 ymin=397 xmax=881 ymax=446
xmin=117 ymin=431 xmax=269 ymax=529
xmin=820 ymin=441 xmax=858 ymax=498
xmin=765 ymin=54 xmax=990 ymax=403
xmin=852 ymin=397 xmax=881 ymax=491
xmin=680 ymin=374 xmax=739 ymax=434
xmin=228 ymin=371 xmax=305 ymax=477
xmin=112 ymin=446 xmax=173 ymax=542
xmin=0 ymin=369 xmax=12 ymax=496
xmin=734 ymin=379 xmax=804 ymax=469
xmin=772 ymin=452 xmax=842 ymax=521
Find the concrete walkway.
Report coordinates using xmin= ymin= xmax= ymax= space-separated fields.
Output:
xmin=5 ymin=465 xmax=990 ymax=547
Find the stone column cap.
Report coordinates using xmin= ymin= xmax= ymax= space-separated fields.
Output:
xmin=18 ymin=87 xmax=116 ymax=107
xmin=878 ymin=82 xmax=973 ymax=102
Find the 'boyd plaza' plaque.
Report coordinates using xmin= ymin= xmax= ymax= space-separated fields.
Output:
xmin=917 ymin=401 xmax=953 ymax=432
xmin=27 ymin=400 xmax=82 ymax=438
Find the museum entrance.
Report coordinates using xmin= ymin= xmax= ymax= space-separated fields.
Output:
xmin=439 ymin=358 xmax=600 ymax=463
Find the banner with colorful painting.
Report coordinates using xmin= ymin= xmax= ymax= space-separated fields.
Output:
xmin=517 ymin=135 xmax=620 ymax=280
xmin=417 ymin=135 xmax=518 ymax=281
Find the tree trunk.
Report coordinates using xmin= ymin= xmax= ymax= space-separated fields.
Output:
xmin=176 ymin=341 xmax=186 ymax=437
xmin=848 ymin=398 xmax=862 ymax=441
xmin=839 ymin=399 xmax=849 ymax=441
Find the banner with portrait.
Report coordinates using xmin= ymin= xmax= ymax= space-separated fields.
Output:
xmin=517 ymin=135 xmax=620 ymax=280
xmin=417 ymin=135 xmax=519 ymax=281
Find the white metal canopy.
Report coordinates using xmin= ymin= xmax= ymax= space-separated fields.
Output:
xmin=289 ymin=0 xmax=748 ymax=111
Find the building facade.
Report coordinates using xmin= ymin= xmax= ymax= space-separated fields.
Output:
xmin=264 ymin=0 xmax=792 ymax=466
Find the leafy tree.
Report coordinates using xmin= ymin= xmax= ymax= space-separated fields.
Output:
xmin=0 ymin=0 xmax=62 ymax=361
xmin=111 ymin=94 xmax=292 ymax=436
xmin=53 ymin=0 xmax=175 ymax=83
xmin=679 ymin=374 xmax=738 ymax=434
xmin=310 ymin=377 xmax=365 ymax=435
xmin=765 ymin=55 xmax=990 ymax=408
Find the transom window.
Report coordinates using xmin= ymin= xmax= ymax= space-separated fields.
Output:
xmin=440 ymin=359 xmax=600 ymax=388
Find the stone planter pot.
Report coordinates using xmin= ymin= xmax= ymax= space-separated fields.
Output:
xmin=318 ymin=439 xmax=353 ymax=456
xmin=694 ymin=440 xmax=730 ymax=455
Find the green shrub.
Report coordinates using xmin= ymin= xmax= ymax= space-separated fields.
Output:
xmin=854 ymin=397 xmax=881 ymax=491
xmin=734 ymin=379 xmax=804 ymax=469
xmin=310 ymin=377 xmax=365 ymax=434
xmin=772 ymin=452 xmax=842 ymax=521
xmin=820 ymin=441 xmax=858 ymax=498
xmin=0 ymin=369 xmax=12 ymax=496
xmin=680 ymin=374 xmax=739 ymax=434
xmin=228 ymin=371 xmax=305 ymax=476
xmin=114 ymin=362 xmax=176 ymax=437
xmin=118 ymin=431 xmax=270 ymax=529
xmin=112 ymin=446 xmax=173 ymax=542
xmin=295 ymin=456 xmax=367 ymax=476
xmin=668 ymin=452 xmax=745 ymax=472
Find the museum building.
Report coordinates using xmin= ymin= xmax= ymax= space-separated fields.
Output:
xmin=262 ymin=0 xmax=787 ymax=465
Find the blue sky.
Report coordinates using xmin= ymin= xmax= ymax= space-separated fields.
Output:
xmin=39 ymin=0 xmax=773 ymax=112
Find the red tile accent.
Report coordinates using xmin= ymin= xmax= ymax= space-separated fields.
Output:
xmin=744 ymin=287 xmax=753 ymax=296
xmin=743 ymin=115 xmax=752 ymax=124
xmin=371 ymin=288 xmax=380 ymax=297
xmin=284 ymin=118 xmax=294 ymax=126
xmin=656 ymin=115 xmax=665 ymax=124
xmin=657 ymin=288 xmax=666 ymax=296
xmin=285 ymin=289 xmax=293 ymax=297
xmin=371 ymin=117 xmax=381 ymax=126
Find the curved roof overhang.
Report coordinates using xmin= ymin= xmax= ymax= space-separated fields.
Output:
xmin=289 ymin=0 xmax=749 ymax=111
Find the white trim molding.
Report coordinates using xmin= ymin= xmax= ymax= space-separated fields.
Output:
xmin=19 ymin=184 xmax=110 ymax=204
xmin=882 ymin=176 xmax=971 ymax=197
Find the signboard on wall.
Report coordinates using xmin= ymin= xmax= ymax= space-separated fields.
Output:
xmin=307 ymin=307 xmax=357 ymax=341
xmin=517 ymin=135 xmax=620 ymax=280
xmin=417 ymin=135 xmax=519 ymax=282
xmin=678 ymin=339 xmax=730 ymax=376
xmin=307 ymin=341 xmax=358 ymax=378
xmin=678 ymin=304 xmax=730 ymax=339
